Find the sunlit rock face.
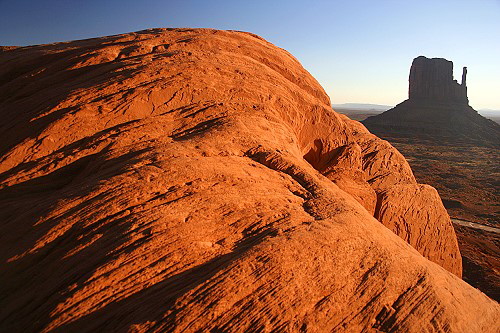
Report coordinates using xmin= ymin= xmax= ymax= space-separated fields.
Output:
xmin=0 ymin=29 xmax=498 ymax=333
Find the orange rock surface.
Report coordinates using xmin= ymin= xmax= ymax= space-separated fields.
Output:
xmin=0 ymin=28 xmax=498 ymax=332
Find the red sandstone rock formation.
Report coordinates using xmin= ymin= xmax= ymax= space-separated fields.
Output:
xmin=363 ymin=56 xmax=500 ymax=146
xmin=375 ymin=184 xmax=462 ymax=274
xmin=0 ymin=29 xmax=498 ymax=332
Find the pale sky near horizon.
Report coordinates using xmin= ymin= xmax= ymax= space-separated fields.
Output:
xmin=1 ymin=0 xmax=499 ymax=109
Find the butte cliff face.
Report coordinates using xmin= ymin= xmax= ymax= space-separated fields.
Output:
xmin=363 ymin=56 xmax=500 ymax=146
xmin=409 ymin=56 xmax=468 ymax=104
xmin=0 ymin=29 xmax=498 ymax=332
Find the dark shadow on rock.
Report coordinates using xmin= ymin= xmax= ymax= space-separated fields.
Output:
xmin=0 ymin=147 xmax=152 ymax=332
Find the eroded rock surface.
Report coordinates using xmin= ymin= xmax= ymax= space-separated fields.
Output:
xmin=375 ymin=184 xmax=462 ymax=275
xmin=0 ymin=29 xmax=497 ymax=332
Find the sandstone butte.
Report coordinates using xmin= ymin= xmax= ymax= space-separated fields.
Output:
xmin=0 ymin=28 xmax=498 ymax=332
xmin=363 ymin=56 xmax=500 ymax=146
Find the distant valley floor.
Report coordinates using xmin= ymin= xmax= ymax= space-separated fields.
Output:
xmin=335 ymin=107 xmax=500 ymax=125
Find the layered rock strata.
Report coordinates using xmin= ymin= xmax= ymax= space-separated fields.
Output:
xmin=0 ymin=29 xmax=497 ymax=332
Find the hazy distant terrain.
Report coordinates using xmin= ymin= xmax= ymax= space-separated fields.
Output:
xmin=479 ymin=109 xmax=500 ymax=125
xmin=331 ymin=103 xmax=392 ymax=111
xmin=334 ymin=104 xmax=500 ymax=124
xmin=332 ymin=104 xmax=386 ymax=122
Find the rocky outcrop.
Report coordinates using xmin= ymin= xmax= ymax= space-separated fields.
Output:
xmin=376 ymin=184 xmax=462 ymax=275
xmin=363 ymin=56 xmax=500 ymax=146
xmin=409 ymin=56 xmax=468 ymax=104
xmin=0 ymin=29 xmax=497 ymax=332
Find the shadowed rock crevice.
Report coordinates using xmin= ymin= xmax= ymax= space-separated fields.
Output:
xmin=0 ymin=29 xmax=498 ymax=333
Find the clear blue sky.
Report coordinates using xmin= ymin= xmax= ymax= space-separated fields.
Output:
xmin=1 ymin=0 xmax=499 ymax=109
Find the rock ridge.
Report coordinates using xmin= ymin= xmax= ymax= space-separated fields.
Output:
xmin=0 ymin=29 xmax=498 ymax=332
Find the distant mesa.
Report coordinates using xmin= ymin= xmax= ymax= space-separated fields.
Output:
xmin=409 ymin=56 xmax=468 ymax=104
xmin=363 ymin=56 xmax=500 ymax=146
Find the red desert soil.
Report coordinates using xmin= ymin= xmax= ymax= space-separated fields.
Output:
xmin=454 ymin=224 xmax=500 ymax=302
xmin=0 ymin=28 xmax=498 ymax=332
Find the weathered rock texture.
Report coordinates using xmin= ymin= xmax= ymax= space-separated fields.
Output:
xmin=0 ymin=29 xmax=498 ymax=332
xmin=363 ymin=56 xmax=500 ymax=146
